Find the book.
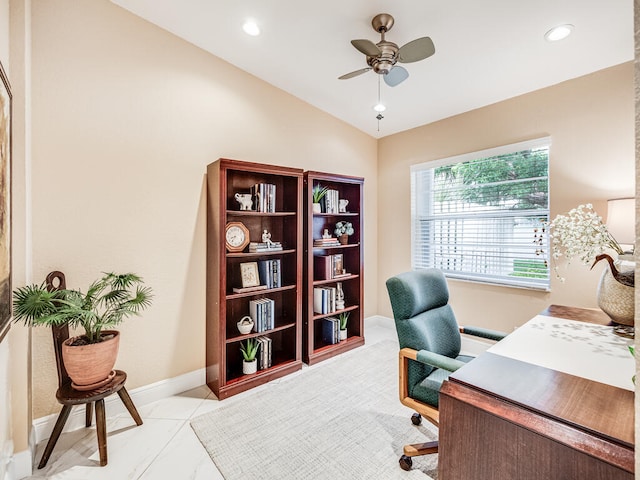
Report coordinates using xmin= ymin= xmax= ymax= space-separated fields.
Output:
xmin=313 ymin=286 xmax=337 ymax=314
xmin=314 ymin=238 xmax=340 ymax=247
xmin=232 ymin=285 xmax=268 ymax=294
xmin=258 ymin=259 xmax=281 ymax=289
xmin=322 ymin=317 xmax=339 ymax=345
xmin=249 ymin=242 xmax=283 ymax=252
xmin=251 ymin=183 xmax=276 ymax=212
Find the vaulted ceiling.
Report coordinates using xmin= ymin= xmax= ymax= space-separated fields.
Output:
xmin=111 ymin=0 xmax=633 ymax=138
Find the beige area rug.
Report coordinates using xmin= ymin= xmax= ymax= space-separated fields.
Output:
xmin=191 ymin=341 xmax=438 ymax=479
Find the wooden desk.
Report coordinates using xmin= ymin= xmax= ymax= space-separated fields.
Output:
xmin=438 ymin=305 xmax=634 ymax=480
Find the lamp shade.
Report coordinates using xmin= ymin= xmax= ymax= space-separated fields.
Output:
xmin=606 ymin=198 xmax=635 ymax=245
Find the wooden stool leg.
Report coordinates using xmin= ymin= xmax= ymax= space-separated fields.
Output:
xmin=117 ymin=387 xmax=143 ymax=426
xmin=95 ymin=399 xmax=108 ymax=466
xmin=85 ymin=402 xmax=93 ymax=427
xmin=38 ymin=405 xmax=72 ymax=469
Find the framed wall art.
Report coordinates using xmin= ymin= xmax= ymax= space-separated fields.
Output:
xmin=0 ymin=61 xmax=11 ymax=343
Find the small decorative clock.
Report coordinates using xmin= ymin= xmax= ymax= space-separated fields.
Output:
xmin=225 ymin=221 xmax=250 ymax=252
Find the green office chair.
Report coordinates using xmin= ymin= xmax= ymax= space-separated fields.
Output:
xmin=385 ymin=268 xmax=505 ymax=471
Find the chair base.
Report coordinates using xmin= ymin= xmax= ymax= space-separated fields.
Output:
xmin=399 ymin=440 xmax=439 ymax=471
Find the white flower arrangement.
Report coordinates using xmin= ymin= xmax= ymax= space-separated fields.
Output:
xmin=548 ymin=203 xmax=624 ymax=281
xmin=334 ymin=221 xmax=355 ymax=237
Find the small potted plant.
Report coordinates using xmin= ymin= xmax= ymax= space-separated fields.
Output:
xmin=334 ymin=221 xmax=355 ymax=245
xmin=12 ymin=272 xmax=153 ymax=390
xmin=240 ymin=337 xmax=259 ymax=374
xmin=312 ymin=184 xmax=328 ymax=214
xmin=338 ymin=311 xmax=350 ymax=341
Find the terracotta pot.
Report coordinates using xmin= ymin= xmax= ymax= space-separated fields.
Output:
xmin=597 ymin=263 xmax=635 ymax=326
xmin=62 ymin=330 xmax=120 ymax=390
xmin=338 ymin=234 xmax=349 ymax=245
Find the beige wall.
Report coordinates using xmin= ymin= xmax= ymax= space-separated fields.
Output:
xmin=6 ymin=0 xmax=635 ymax=459
xmin=26 ymin=0 xmax=377 ymax=418
xmin=378 ymin=62 xmax=634 ymax=333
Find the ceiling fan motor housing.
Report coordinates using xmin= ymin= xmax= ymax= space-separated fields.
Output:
xmin=367 ymin=41 xmax=398 ymax=75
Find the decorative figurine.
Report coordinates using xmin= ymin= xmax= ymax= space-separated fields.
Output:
xmin=338 ymin=199 xmax=349 ymax=213
xmin=336 ymin=282 xmax=345 ymax=310
xmin=235 ymin=192 xmax=253 ymax=211
xmin=322 ymin=228 xmax=332 ymax=239
xmin=262 ymin=229 xmax=275 ymax=248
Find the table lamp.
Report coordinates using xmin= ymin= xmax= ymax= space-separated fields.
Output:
xmin=606 ymin=197 xmax=635 ymax=252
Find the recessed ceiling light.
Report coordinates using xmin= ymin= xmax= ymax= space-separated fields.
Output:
xmin=243 ymin=20 xmax=260 ymax=36
xmin=544 ymin=24 xmax=574 ymax=42
xmin=373 ymin=103 xmax=386 ymax=113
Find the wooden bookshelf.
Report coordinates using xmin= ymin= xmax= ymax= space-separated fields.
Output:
xmin=303 ymin=171 xmax=364 ymax=365
xmin=206 ymin=158 xmax=303 ymax=399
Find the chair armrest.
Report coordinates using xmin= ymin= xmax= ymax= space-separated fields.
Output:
xmin=459 ymin=325 xmax=507 ymax=341
xmin=415 ymin=350 xmax=466 ymax=372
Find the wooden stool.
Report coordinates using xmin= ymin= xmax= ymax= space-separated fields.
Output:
xmin=38 ymin=271 xmax=143 ymax=469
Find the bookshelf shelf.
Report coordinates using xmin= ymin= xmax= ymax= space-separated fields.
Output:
xmin=225 ymin=321 xmax=297 ymax=344
xmin=303 ymin=171 xmax=365 ymax=366
xmin=206 ymin=158 xmax=303 ymax=399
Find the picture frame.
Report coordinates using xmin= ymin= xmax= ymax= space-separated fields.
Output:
xmin=0 ymin=61 xmax=12 ymax=343
xmin=240 ymin=262 xmax=260 ymax=288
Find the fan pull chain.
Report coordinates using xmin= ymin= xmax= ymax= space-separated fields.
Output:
xmin=376 ymin=75 xmax=384 ymax=131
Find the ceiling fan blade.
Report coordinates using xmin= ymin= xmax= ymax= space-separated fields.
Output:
xmin=398 ymin=36 xmax=435 ymax=63
xmin=338 ymin=67 xmax=372 ymax=80
xmin=383 ymin=65 xmax=409 ymax=87
xmin=351 ymin=39 xmax=382 ymax=57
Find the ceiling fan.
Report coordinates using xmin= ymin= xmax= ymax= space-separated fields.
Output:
xmin=339 ymin=13 xmax=435 ymax=87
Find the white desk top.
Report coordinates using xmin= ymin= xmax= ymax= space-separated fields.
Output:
xmin=488 ymin=315 xmax=635 ymax=391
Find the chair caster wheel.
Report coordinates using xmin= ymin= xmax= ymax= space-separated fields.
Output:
xmin=399 ymin=455 xmax=413 ymax=471
xmin=411 ymin=413 xmax=422 ymax=425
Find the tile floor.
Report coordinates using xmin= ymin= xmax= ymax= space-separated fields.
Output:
xmin=25 ymin=322 xmax=398 ymax=479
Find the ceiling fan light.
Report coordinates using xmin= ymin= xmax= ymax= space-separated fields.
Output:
xmin=544 ymin=24 xmax=573 ymax=42
xmin=373 ymin=103 xmax=386 ymax=112
xmin=242 ymin=20 xmax=260 ymax=36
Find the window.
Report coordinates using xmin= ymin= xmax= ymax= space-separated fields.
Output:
xmin=411 ymin=137 xmax=550 ymax=290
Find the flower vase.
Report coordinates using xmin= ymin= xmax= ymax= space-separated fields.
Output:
xmin=596 ymin=260 xmax=634 ymax=326
xmin=338 ymin=234 xmax=348 ymax=245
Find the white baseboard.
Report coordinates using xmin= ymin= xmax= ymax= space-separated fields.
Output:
xmin=5 ymin=449 xmax=31 ymax=480
xmin=364 ymin=315 xmax=394 ymax=328
xmin=33 ymin=367 xmax=206 ymax=445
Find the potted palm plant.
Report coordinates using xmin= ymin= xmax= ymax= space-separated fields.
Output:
xmin=13 ymin=272 xmax=153 ymax=390
xmin=338 ymin=311 xmax=350 ymax=341
xmin=240 ymin=338 xmax=259 ymax=374
xmin=312 ymin=184 xmax=328 ymax=214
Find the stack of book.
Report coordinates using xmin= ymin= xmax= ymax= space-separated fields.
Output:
xmin=257 ymin=259 xmax=281 ymax=289
xmin=249 ymin=241 xmax=283 ymax=252
xmin=322 ymin=317 xmax=340 ymax=345
xmin=251 ymin=183 xmax=276 ymax=213
xmin=249 ymin=298 xmax=275 ymax=332
xmin=313 ymin=237 xmax=340 ymax=247
xmin=313 ymin=286 xmax=336 ymax=314
xmin=314 ymin=254 xmax=349 ymax=280
xmin=255 ymin=336 xmax=272 ymax=370
xmin=321 ymin=189 xmax=340 ymax=214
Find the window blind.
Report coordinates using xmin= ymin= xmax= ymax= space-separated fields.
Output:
xmin=411 ymin=138 xmax=551 ymax=290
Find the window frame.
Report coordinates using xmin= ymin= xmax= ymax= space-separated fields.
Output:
xmin=410 ymin=137 xmax=551 ymax=291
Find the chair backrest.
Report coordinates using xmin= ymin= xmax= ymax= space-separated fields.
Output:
xmin=385 ymin=269 xmax=461 ymax=393
xmin=45 ymin=271 xmax=71 ymax=388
